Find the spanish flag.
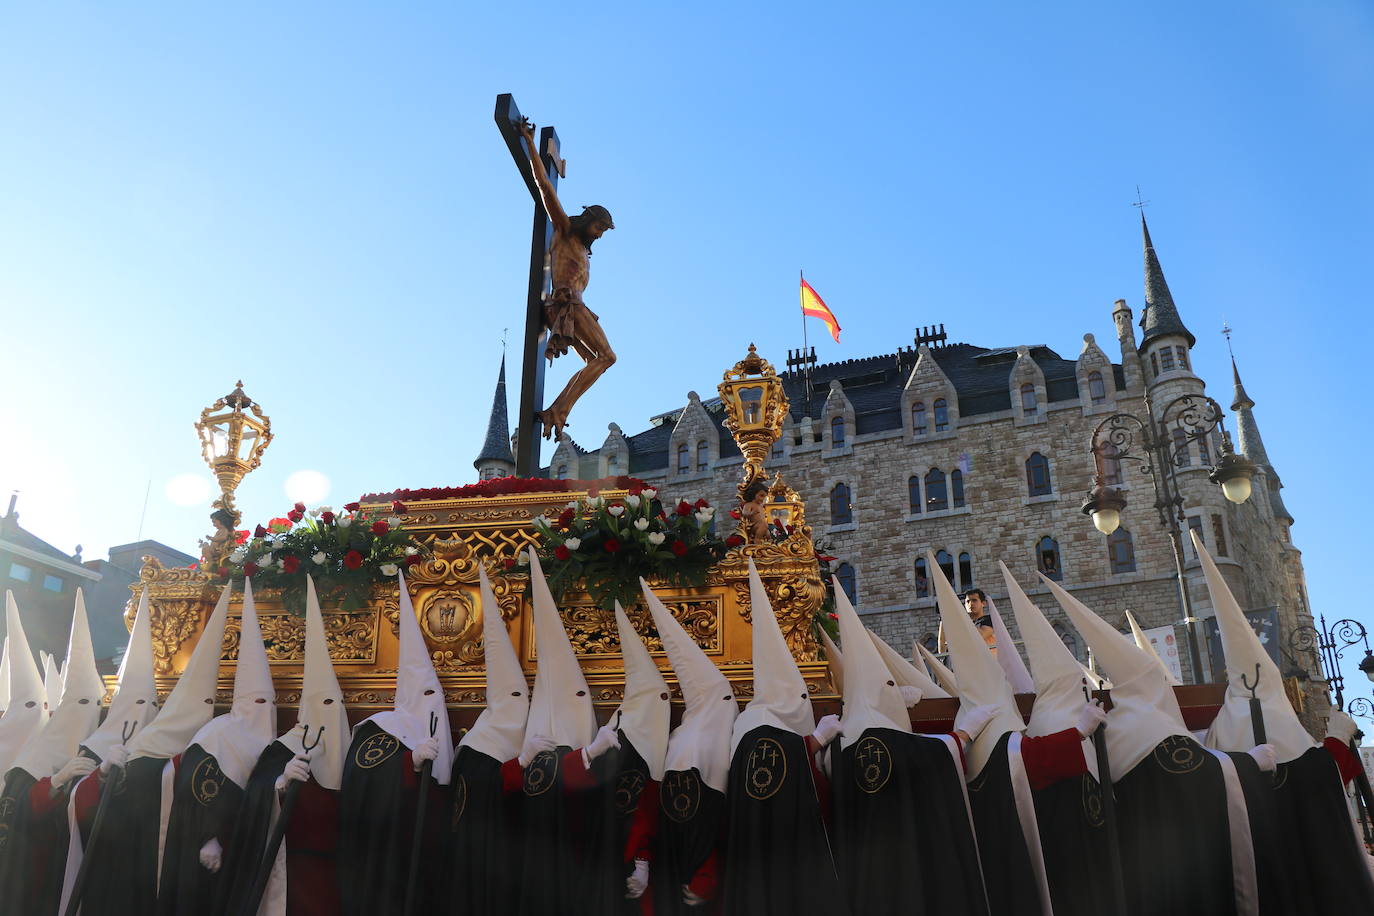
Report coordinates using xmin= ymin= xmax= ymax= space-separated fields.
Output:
xmin=800 ymin=275 xmax=841 ymax=343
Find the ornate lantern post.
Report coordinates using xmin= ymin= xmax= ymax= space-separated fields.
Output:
xmin=717 ymin=345 xmax=789 ymax=501
xmin=195 ymin=381 xmax=273 ymax=521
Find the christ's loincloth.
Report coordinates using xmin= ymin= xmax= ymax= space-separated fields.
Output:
xmin=544 ymin=288 xmax=599 ymax=363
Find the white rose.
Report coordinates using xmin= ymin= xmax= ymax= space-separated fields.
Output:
xmin=633 ymin=518 xmax=650 ymax=531
xmin=588 ymin=495 xmax=605 ymax=508
xmin=564 ymin=537 xmax=582 ymax=550
xmin=386 ymin=516 xmax=403 ymax=528
xmin=517 ymin=553 xmax=530 ymax=566
xmin=380 ymin=563 xmax=398 ymax=576
xmin=694 ymin=510 xmax=711 ymax=524
xmin=311 ymin=551 xmax=327 ymax=565
xmin=701 ymin=506 xmax=716 ymax=518
xmin=338 ymin=515 xmax=352 ymax=529
xmin=404 ymin=546 xmax=418 ymax=557
xmin=230 ymin=547 xmax=248 ymax=563
xmin=648 ymin=532 xmax=666 ymax=545
xmin=624 ymin=494 xmax=641 ymax=509
xmin=608 ymin=506 xmax=625 ymax=517
xmin=258 ymin=553 xmax=273 ymax=566
xmin=642 ymin=488 xmax=658 ymax=500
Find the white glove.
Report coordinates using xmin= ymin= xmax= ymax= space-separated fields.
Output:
xmin=682 ymin=885 xmax=707 ymax=907
xmin=53 ymin=756 xmax=97 ymax=788
xmin=199 ymin=837 xmax=223 ymax=873
xmin=1248 ymin=743 xmax=1277 ymax=773
xmin=99 ymin=744 xmax=129 ymax=774
xmin=899 ymin=685 xmax=922 ymax=708
xmin=955 ymin=704 xmax=1000 ymax=742
xmin=585 ymin=723 xmax=622 ymax=762
xmin=625 ymin=858 xmax=649 ymax=899
xmin=811 ymin=714 xmax=842 ymax=748
xmin=1075 ymin=700 xmax=1108 ymax=738
xmin=275 ymin=755 xmax=311 ymax=792
xmin=412 ymin=736 xmax=440 ymax=772
xmin=1327 ymin=708 xmax=1359 ymax=744
xmin=519 ymin=734 xmax=557 ymax=768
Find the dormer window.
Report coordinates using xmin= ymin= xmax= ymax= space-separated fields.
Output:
xmin=676 ymin=443 xmax=690 ymax=474
xmin=1088 ymin=371 xmax=1106 ymax=406
xmin=933 ymin=398 xmax=949 ymax=432
xmin=912 ymin=401 xmax=927 ymax=436
xmin=831 ymin=416 xmax=846 ymax=448
xmin=696 ymin=440 xmax=709 ymax=471
xmin=1020 ymin=383 xmax=1038 ymax=416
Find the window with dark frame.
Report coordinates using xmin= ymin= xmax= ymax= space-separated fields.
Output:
xmin=1160 ymin=347 xmax=1176 ymax=372
xmin=836 ymin=563 xmax=857 ymax=603
xmin=1211 ymin=515 xmax=1229 ymax=557
xmin=1173 ymin=427 xmax=1191 ymax=467
xmin=1150 ymin=351 xmax=1159 ymax=377
xmin=557 ymin=464 xmax=568 ymax=479
xmin=951 ymin=469 xmax=965 ymax=508
xmin=912 ymin=401 xmax=927 ymax=436
xmin=1198 ymin=435 xmax=1211 ymax=467
xmin=831 ymin=416 xmax=846 ymax=448
xmin=1107 ymin=528 xmax=1136 ymax=573
xmin=1026 ymin=452 xmax=1053 ymax=496
xmin=914 ymin=558 xmax=930 ymax=598
xmin=696 ymin=440 xmax=709 ymax=471
xmin=1088 ymin=370 xmax=1106 ymax=406
xmin=1020 ymin=383 xmax=1038 ymax=416
xmin=42 ymin=574 xmax=63 ymax=593
xmin=1187 ymin=516 xmax=1205 ymax=557
xmin=676 ymin=443 xmax=690 ymax=473
xmin=925 ymin=468 xmax=948 ymax=511
xmin=1176 ymin=346 xmax=1189 ymax=370
xmin=8 ymin=563 xmax=32 ymax=582
xmin=908 ymin=476 xmax=922 ymax=514
xmin=936 ymin=549 xmax=955 ymax=585
xmin=958 ymin=551 xmax=973 ymax=589
xmin=1037 ymin=536 xmax=1063 ymax=580
xmin=933 ymin=398 xmax=949 ymax=432
xmin=831 ymin=483 xmax=853 ymax=525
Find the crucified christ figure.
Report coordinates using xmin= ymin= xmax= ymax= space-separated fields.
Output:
xmin=518 ymin=118 xmax=616 ymax=440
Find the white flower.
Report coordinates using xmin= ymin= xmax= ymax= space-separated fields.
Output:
xmin=318 ymin=505 xmax=334 ymax=515
xmin=633 ymin=518 xmax=650 ymax=531
xmin=564 ymin=537 xmax=582 ymax=550
xmin=608 ymin=505 xmax=625 ymax=517
xmin=312 ymin=551 xmax=327 ymax=565
xmin=338 ymin=514 xmax=352 ymax=529
xmin=533 ymin=515 xmax=551 ymax=530
xmin=308 ymin=507 xmax=322 ymax=519
xmin=403 ymin=546 xmax=419 ymax=557
xmin=380 ymin=563 xmax=398 ymax=577
xmin=386 ymin=516 xmax=403 ymax=528
xmin=566 ymin=501 xmax=579 ymax=510
xmin=625 ymin=494 xmax=641 ymax=509
xmin=700 ymin=506 xmax=715 ymax=518
xmin=648 ymin=532 xmax=666 ymax=545
xmin=588 ymin=495 xmax=605 ymax=508
xmin=642 ymin=488 xmax=658 ymax=500
xmin=517 ymin=553 xmax=530 ymax=566
xmin=257 ymin=553 xmax=273 ymax=566
xmin=230 ymin=547 xmax=248 ymax=563
xmin=277 ymin=557 xmax=288 ymax=569
xmin=694 ymin=510 xmax=712 ymax=524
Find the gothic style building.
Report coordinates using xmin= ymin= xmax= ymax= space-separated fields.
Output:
xmin=478 ymin=217 xmax=1323 ymax=719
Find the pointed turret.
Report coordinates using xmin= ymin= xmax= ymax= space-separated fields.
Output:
xmin=1138 ymin=214 xmax=1196 ymax=350
xmin=1230 ymin=355 xmax=1292 ymax=523
xmin=474 ymin=356 xmax=516 ymax=479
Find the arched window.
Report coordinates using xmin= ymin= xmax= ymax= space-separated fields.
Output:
xmin=933 ymin=398 xmax=949 ymax=432
xmin=1172 ymin=428 xmax=1191 ymax=467
xmin=676 ymin=443 xmax=690 ymax=473
xmin=1037 ymin=536 xmax=1062 ymax=580
xmin=1020 ymin=383 xmax=1038 ymax=416
xmin=696 ymin=440 xmax=709 ymax=471
xmin=914 ymin=558 xmax=930 ymax=599
xmin=908 ymin=475 xmax=922 ymax=514
xmin=836 ymin=563 xmax=857 ymax=604
xmin=1107 ymin=528 xmax=1136 ymax=573
xmin=556 ymin=464 xmax=568 ymax=479
xmin=911 ymin=401 xmax=927 ymax=436
xmin=1056 ymin=624 xmax=1082 ymax=662
xmin=831 ymin=417 xmax=846 ymax=448
xmin=936 ymin=550 xmax=955 ymax=586
xmin=1026 ymin=452 xmax=1052 ymax=497
xmin=830 ymin=483 xmax=852 ymax=525
xmin=958 ymin=551 xmax=973 ymax=589
xmin=950 ymin=469 xmax=965 ymax=508
xmin=1088 ymin=371 xmax=1106 ymax=406
xmin=1098 ymin=442 xmax=1123 ymax=486
xmin=925 ymin=468 xmax=948 ymax=511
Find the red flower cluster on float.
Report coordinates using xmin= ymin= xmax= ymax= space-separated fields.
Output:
xmin=358 ymin=475 xmax=650 ymax=504
xmin=343 ymin=550 xmax=364 ymax=570
xmin=282 ymin=555 xmax=300 ymax=574
xmin=371 ymin=520 xmax=390 ymax=535
xmin=669 ymin=540 xmax=688 ymax=557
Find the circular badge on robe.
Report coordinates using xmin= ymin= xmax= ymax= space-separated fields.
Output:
xmin=355 ymin=733 xmax=401 ymax=770
xmin=1081 ymin=773 xmax=1105 ymax=827
xmin=191 ymin=755 xmax=227 ymax=807
xmin=451 ymin=774 xmax=468 ymax=828
xmin=853 ymin=735 xmax=893 ymax=794
xmin=0 ymin=796 xmax=15 ymax=852
xmin=524 ymin=749 xmax=560 ymax=797
xmin=1272 ymin=763 xmax=1289 ymax=790
xmin=745 ymin=736 xmax=787 ymax=801
xmin=1153 ymin=735 xmax=1205 ymax=776
xmin=661 ymin=770 xmax=701 ymax=823
xmin=615 ymin=769 xmax=646 ymax=814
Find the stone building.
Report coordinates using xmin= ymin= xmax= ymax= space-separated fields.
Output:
xmin=502 ymin=217 xmax=1324 ymax=722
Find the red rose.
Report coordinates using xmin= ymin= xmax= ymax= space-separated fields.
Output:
xmin=371 ymin=520 xmax=390 ymax=535
xmin=343 ymin=550 xmax=364 ymax=570
xmin=234 ymin=529 xmax=250 ymax=544
xmin=725 ymin=535 xmax=744 ymax=547
xmin=729 ymin=509 xmax=741 ymax=520
xmin=244 ymin=562 xmax=260 ymax=577
xmin=392 ymin=500 xmax=407 ymax=514
xmin=405 ymin=554 xmax=422 ymax=567
xmin=557 ymin=508 xmax=575 ymax=529
xmin=555 ymin=545 xmax=572 ymax=561
xmin=503 ymin=557 xmax=517 ymax=570
xmin=694 ymin=498 xmax=709 ymax=509
xmin=282 ymin=555 xmax=300 ymax=573
xmin=670 ymin=540 xmax=688 ymax=557
xmin=254 ymin=524 xmax=268 ymax=538
xmin=344 ymin=502 xmax=361 ymax=512
xmin=604 ymin=538 xmax=621 ymax=554
xmin=287 ymin=510 xmax=304 ymax=524
xmin=321 ymin=511 xmax=335 ymax=524
xmin=676 ymin=501 xmax=693 ymax=516
xmin=294 ymin=502 xmax=306 ymax=513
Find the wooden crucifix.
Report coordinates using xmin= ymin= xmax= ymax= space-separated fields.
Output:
xmin=495 ymin=93 xmax=616 ymax=476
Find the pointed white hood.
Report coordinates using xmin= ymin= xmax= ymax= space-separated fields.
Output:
xmin=0 ymin=638 xmax=9 ymax=714
xmin=459 ymin=567 xmax=530 ymax=764
xmin=835 ymin=583 xmax=911 ymax=749
xmin=985 ymin=597 xmax=1035 ymax=694
xmin=190 ymin=578 xmax=277 ymax=787
xmin=278 ymin=577 xmax=350 ymax=789
xmin=524 ymin=549 xmax=597 ymax=751
xmin=83 ymin=586 xmax=158 ymax=762
xmin=41 ymin=652 xmax=60 ymax=710
xmin=1043 ymin=574 xmax=1190 ymax=776
xmin=930 ymin=553 xmax=1023 ymax=776
xmin=819 ymin=627 xmax=844 ymax=695
xmin=15 ymin=590 xmax=105 ymax=779
xmin=612 ymin=602 xmax=670 ymax=779
xmin=731 ymin=559 xmax=815 ymax=754
xmin=868 ymin=630 xmax=948 ymax=699
xmin=1125 ymin=610 xmax=1181 ymax=687
xmin=914 ymin=642 xmax=959 ymax=695
xmin=1194 ymin=532 xmax=1315 ymax=763
xmin=365 ymin=572 xmax=453 ymax=783
xmin=127 ymin=583 xmax=231 ymax=761
xmin=0 ymin=593 xmax=49 ymax=775
xmin=643 ymin=580 xmax=737 ymax=793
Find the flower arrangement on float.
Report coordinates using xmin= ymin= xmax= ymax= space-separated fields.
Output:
xmin=213 ymin=500 xmax=427 ymax=615
xmin=517 ymin=484 xmax=735 ymax=612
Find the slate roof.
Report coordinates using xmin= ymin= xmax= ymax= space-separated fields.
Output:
xmin=1138 ymin=214 xmax=1196 ymax=349
xmin=474 ymin=356 xmax=515 ymax=469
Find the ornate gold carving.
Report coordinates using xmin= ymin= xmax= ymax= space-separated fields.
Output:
xmin=130 ymin=557 xmax=216 ymax=675
xmin=718 ymin=345 xmax=789 ymax=499
xmin=225 ymin=610 xmax=378 ymax=664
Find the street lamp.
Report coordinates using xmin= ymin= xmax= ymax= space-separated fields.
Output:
xmin=1289 ymin=615 xmax=1374 ymax=709
xmin=1079 ymin=392 xmax=1256 ymax=683
xmin=718 ymin=344 xmax=789 ymax=501
xmin=195 ymin=381 xmax=273 ymax=517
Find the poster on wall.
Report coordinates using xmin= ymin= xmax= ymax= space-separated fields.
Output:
xmin=1143 ymin=625 xmax=1184 ymax=683
xmin=1201 ymin=607 xmax=1281 ymax=677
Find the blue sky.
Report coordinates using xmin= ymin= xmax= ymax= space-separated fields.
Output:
xmin=2 ymin=4 xmax=1372 ymax=691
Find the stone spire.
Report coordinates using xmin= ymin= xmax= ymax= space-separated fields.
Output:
xmin=1230 ymin=355 xmax=1292 ymax=522
xmin=1138 ymin=214 xmax=1196 ymax=349
xmin=474 ymin=356 xmax=516 ymax=478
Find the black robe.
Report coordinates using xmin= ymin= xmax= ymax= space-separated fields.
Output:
xmin=1271 ymin=746 xmax=1374 ymax=910
xmin=157 ymin=743 xmax=246 ymax=916
xmin=1227 ymin=751 xmax=1298 ymax=916
xmin=216 ymin=740 xmax=294 ymax=916
xmin=583 ymin=733 xmax=652 ymax=916
xmin=1031 ymin=770 xmax=1114 ymax=916
xmin=720 ymin=725 xmax=846 ymax=916
xmin=1113 ymin=736 xmax=1236 ymax=916
xmin=447 ymin=744 xmax=519 ymax=915
xmin=965 ymin=732 xmax=1044 ymax=916
xmin=514 ymin=745 xmax=595 ymax=916
xmin=0 ymin=767 xmax=41 ymax=911
xmin=652 ymin=768 xmax=725 ymax=916
xmin=831 ymin=728 xmax=988 ymax=916
xmin=74 ymin=755 xmax=169 ymax=916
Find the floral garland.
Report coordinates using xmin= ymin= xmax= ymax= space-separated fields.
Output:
xmin=513 ymin=484 xmax=735 ymax=612
xmin=359 ymin=475 xmax=649 ymax=504
xmin=213 ymin=501 xmax=426 ymax=616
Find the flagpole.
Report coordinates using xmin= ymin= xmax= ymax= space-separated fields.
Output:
xmin=800 ymin=269 xmax=811 ymax=407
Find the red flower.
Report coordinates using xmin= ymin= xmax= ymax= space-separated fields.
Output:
xmin=405 ymin=554 xmax=422 ymax=567
xmin=503 ymin=557 xmax=517 ymax=570
xmin=254 ymin=524 xmax=268 ymax=538
xmin=294 ymin=502 xmax=306 ymax=513
xmin=344 ymin=502 xmax=361 ymax=512
xmin=371 ymin=520 xmax=390 ymax=535
xmin=217 ymin=567 xmax=230 ymax=578
xmin=287 ymin=510 xmax=304 ymax=524
xmin=555 ymin=545 xmax=572 ymax=561
xmin=343 ymin=550 xmax=364 ymax=570
xmin=675 ymin=501 xmax=693 ymax=516
xmin=282 ymin=555 xmax=300 ymax=573
xmin=670 ymin=540 xmax=688 ymax=557
xmin=729 ymin=509 xmax=741 ymax=520
xmin=694 ymin=498 xmax=709 ymax=509
xmin=321 ymin=511 xmax=335 ymax=524
xmin=725 ymin=535 xmax=744 ymax=547
xmin=627 ymin=482 xmax=643 ymax=496
xmin=604 ymin=538 xmax=621 ymax=553
xmin=557 ymin=508 xmax=575 ymax=530
xmin=188 ymin=562 xmax=198 ymax=570
xmin=828 ymin=612 xmax=839 ymax=620
xmin=244 ymin=562 xmax=260 ymax=577
xmin=234 ymin=529 xmax=250 ymax=544
xmin=392 ymin=500 xmax=407 ymax=514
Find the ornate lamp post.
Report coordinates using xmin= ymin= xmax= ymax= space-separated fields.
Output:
xmin=1288 ymin=615 xmax=1374 ymax=710
xmin=1079 ymin=391 xmax=1255 ymax=683
xmin=195 ymin=381 xmax=273 ymax=520
xmin=718 ymin=345 xmax=789 ymax=500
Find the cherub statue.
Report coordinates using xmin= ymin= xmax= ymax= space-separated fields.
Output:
xmin=517 ymin=119 xmax=616 ymax=440
xmin=199 ymin=507 xmax=239 ymax=570
xmin=739 ymin=480 xmax=773 ymax=545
